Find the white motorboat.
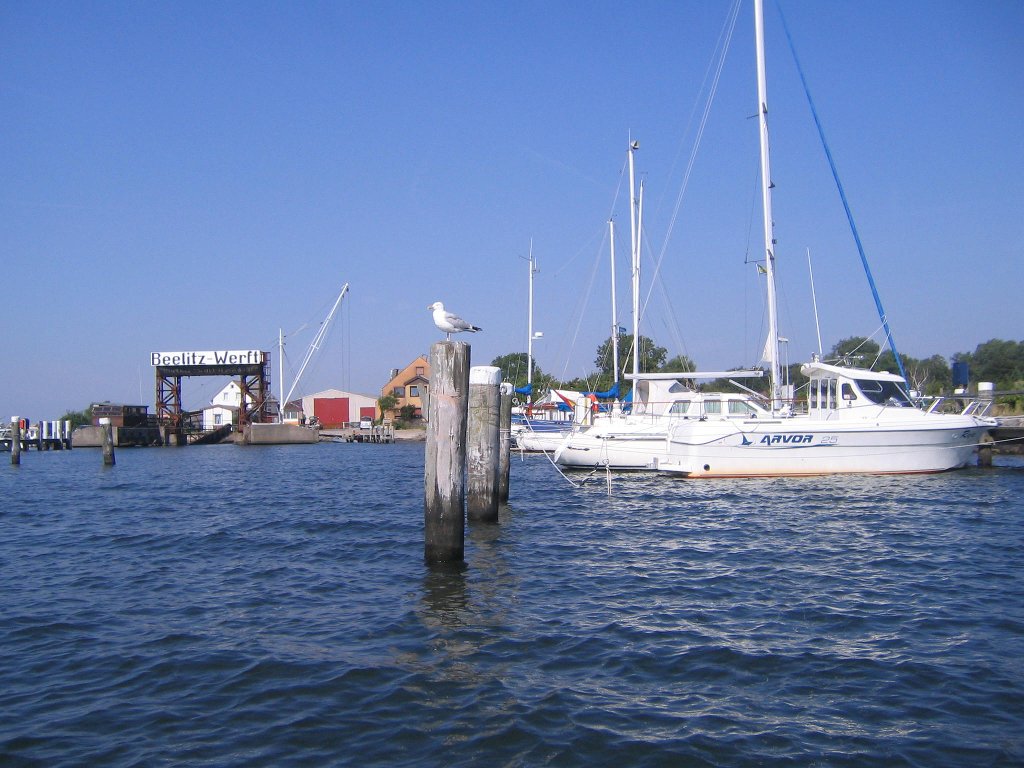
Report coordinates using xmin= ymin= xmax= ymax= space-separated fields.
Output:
xmin=658 ymin=0 xmax=994 ymax=478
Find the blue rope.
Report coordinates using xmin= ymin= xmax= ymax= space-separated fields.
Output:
xmin=774 ymin=1 xmax=909 ymax=384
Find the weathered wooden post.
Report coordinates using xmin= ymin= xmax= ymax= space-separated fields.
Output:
xmin=63 ymin=420 xmax=73 ymax=450
xmin=978 ymin=432 xmax=994 ymax=468
xmin=424 ymin=341 xmax=470 ymax=562
xmin=498 ymin=382 xmax=513 ymax=503
xmin=99 ymin=417 xmax=116 ymax=466
xmin=10 ymin=417 xmax=21 ymax=465
xmin=467 ymin=366 xmax=501 ymax=523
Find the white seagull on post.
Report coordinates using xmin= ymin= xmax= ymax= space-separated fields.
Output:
xmin=429 ymin=301 xmax=481 ymax=340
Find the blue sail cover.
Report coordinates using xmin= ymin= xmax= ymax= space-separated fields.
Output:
xmin=514 ymin=383 xmax=533 ymax=396
xmin=584 ymin=382 xmax=621 ymax=400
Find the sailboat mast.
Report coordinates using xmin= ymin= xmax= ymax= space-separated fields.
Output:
xmin=755 ymin=0 xmax=782 ymax=412
xmin=526 ymin=243 xmax=536 ymax=402
xmin=278 ymin=328 xmax=284 ymax=423
xmin=628 ymin=139 xmax=641 ymax=378
xmin=609 ymin=219 xmax=620 ymax=388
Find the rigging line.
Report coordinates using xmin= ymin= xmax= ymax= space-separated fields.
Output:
xmin=555 ymin=227 xmax=608 ymax=383
xmin=645 ymin=0 xmax=742 ymax=317
xmin=653 ymin=0 xmax=743 ymax=226
xmin=774 ymin=0 xmax=908 ymax=385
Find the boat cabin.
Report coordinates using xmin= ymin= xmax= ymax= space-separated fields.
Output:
xmin=801 ymin=361 xmax=911 ymax=418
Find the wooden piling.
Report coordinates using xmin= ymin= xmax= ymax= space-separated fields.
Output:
xmin=424 ymin=341 xmax=470 ymax=563
xmin=11 ymin=417 xmax=21 ymax=465
xmin=498 ymin=383 xmax=512 ymax=503
xmin=100 ymin=417 xmax=116 ymax=466
xmin=467 ymin=366 xmax=501 ymax=523
xmin=64 ymin=420 xmax=72 ymax=449
xmin=978 ymin=432 xmax=994 ymax=468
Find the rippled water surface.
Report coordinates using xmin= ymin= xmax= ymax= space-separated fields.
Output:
xmin=2 ymin=444 xmax=1023 ymax=766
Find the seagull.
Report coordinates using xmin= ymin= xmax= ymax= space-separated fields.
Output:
xmin=429 ymin=301 xmax=481 ymax=341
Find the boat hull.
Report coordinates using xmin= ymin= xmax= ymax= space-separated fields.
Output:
xmin=657 ymin=418 xmax=990 ymax=478
xmin=553 ymin=419 xmax=670 ymax=470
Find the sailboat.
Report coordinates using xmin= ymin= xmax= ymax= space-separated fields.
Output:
xmin=655 ymin=0 xmax=993 ymax=478
xmin=552 ymin=141 xmax=765 ymax=470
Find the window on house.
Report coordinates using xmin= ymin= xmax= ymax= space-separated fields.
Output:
xmin=393 ymin=386 xmax=405 ymax=397
xmin=416 ymin=367 xmax=425 ymax=376
xmin=409 ymin=386 xmax=419 ymax=397
xmin=214 ymin=413 xmax=222 ymax=425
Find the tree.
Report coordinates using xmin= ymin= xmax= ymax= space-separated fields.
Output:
xmin=377 ymin=393 xmax=398 ymax=420
xmin=661 ymin=354 xmax=696 ymax=373
xmin=956 ymin=339 xmax=1024 ymax=388
xmin=595 ymin=334 xmax=667 ymax=378
xmin=829 ymin=336 xmax=880 ymax=364
xmin=60 ymin=406 xmax=93 ymax=429
xmin=490 ymin=352 xmax=557 ymax=393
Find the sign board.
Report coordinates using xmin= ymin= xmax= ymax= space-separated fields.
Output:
xmin=151 ymin=350 xmax=263 ymax=367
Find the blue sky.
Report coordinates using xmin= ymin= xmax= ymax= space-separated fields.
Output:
xmin=3 ymin=0 xmax=1022 ymax=417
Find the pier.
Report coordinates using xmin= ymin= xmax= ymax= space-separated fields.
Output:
xmin=2 ymin=420 xmax=73 ymax=452
xmin=323 ymin=422 xmax=396 ymax=443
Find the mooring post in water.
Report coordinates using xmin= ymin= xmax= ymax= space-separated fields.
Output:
xmin=467 ymin=366 xmax=501 ymax=523
xmin=498 ymin=382 xmax=513 ymax=503
xmin=99 ymin=417 xmax=115 ymax=466
xmin=424 ymin=341 xmax=470 ymax=562
xmin=11 ymin=417 xmax=21 ymax=465
xmin=64 ymin=420 xmax=73 ymax=449
xmin=978 ymin=432 xmax=994 ymax=468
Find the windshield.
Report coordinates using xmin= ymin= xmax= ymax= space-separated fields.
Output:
xmin=855 ymin=379 xmax=911 ymax=406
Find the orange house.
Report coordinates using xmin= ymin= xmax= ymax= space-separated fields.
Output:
xmin=381 ymin=356 xmax=430 ymax=420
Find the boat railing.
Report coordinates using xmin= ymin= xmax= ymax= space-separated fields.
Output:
xmin=920 ymin=396 xmax=994 ymax=417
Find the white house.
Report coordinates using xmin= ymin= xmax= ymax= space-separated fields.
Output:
xmin=200 ymin=381 xmax=244 ymax=430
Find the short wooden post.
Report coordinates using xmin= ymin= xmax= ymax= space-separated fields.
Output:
xmin=424 ymin=341 xmax=470 ymax=562
xmin=978 ymin=432 xmax=994 ymax=468
xmin=467 ymin=366 xmax=501 ymax=523
xmin=100 ymin=417 xmax=116 ymax=466
xmin=11 ymin=417 xmax=21 ymax=465
xmin=498 ymin=382 xmax=513 ymax=503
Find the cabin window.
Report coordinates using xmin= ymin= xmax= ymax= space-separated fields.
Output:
xmin=809 ymin=380 xmax=819 ymax=409
xmin=728 ymin=400 xmax=756 ymax=417
xmin=703 ymin=400 xmax=722 ymax=415
xmin=669 ymin=400 xmax=691 ymax=415
xmin=855 ymin=379 xmax=911 ymax=406
xmin=828 ymin=379 xmax=838 ymax=409
xmin=842 ymin=383 xmax=856 ymax=401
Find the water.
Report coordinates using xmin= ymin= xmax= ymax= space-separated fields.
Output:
xmin=2 ymin=444 xmax=1023 ymax=767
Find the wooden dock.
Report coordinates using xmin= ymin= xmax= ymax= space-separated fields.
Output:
xmin=322 ymin=423 xmax=396 ymax=443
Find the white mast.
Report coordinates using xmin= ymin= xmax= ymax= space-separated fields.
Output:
xmin=526 ymin=242 xmax=538 ymax=403
xmin=609 ymin=219 xmax=620 ymax=389
xmin=278 ymin=328 xmax=285 ymax=422
xmin=755 ymin=0 xmax=782 ymax=412
xmin=628 ymin=139 xmax=642 ymax=378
